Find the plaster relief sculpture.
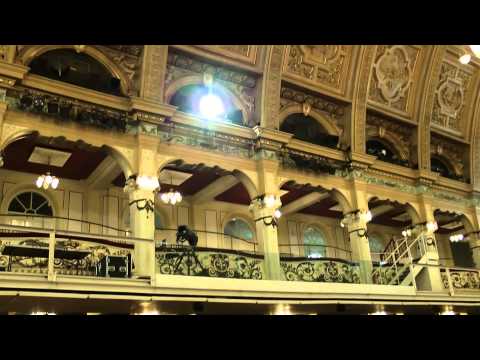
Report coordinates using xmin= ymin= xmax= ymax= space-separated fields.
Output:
xmin=374 ymin=46 xmax=412 ymax=104
xmin=284 ymin=45 xmax=350 ymax=93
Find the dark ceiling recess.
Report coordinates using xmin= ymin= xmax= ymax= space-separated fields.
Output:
xmin=29 ymin=49 xmax=123 ymax=96
xmin=368 ymin=198 xmax=412 ymax=228
xmin=434 ymin=210 xmax=465 ymax=235
xmin=2 ymin=135 xmax=107 ymax=180
xmin=215 ymin=182 xmax=251 ymax=205
xmin=300 ymin=197 xmax=343 ymax=219
xmin=280 ymin=113 xmax=339 ymax=149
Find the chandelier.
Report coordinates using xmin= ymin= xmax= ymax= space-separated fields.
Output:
xmin=159 ymin=189 xmax=182 ymax=205
xmin=459 ymin=45 xmax=480 ymax=64
xmin=36 ymin=172 xmax=59 ymax=190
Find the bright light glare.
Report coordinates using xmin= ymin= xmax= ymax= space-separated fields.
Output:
xmin=459 ymin=54 xmax=471 ymax=64
xmin=274 ymin=209 xmax=282 ymax=219
xmin=470 ymin=45 xmax=480 ymax=57
xmin=199 ymin=94 xmax=225 ymax=119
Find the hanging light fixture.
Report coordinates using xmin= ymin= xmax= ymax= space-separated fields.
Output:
xmin=160 ymin=189 xmax=182 ymax=205
xmin=158 ymin=172 xmax=182 ymax=205
xmin=36 ymin=172 xmax=59 ymax=190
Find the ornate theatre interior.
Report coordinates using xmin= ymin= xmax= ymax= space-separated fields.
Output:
xmin=0 ymin=45 xmax=479 ymax=315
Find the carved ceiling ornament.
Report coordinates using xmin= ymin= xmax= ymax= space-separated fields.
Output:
xmin=284 ymin=45 xmax=350 ymax=93
xmin=373 ymin=46 xmax=412 ymax=104
xmin=432 ymin=60 xmax=472 ymax=133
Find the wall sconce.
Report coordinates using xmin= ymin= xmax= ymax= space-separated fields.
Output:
xmin=0 ymin=152 xmax=4 ymax=168
xmin=340 ymin=209 xmax=372 ymax=228
xmin=125 ymin=174 xmax=160 ymax=217
xmin=402 ymin=221 xmax=438 ymax=237
xmin=450 ymin=230 xmax=480 ymax=243
xmin=251 ymin=194 xmax=282 ymax=228
xmin=349 ymin=228 xmax=368 ymax=238
xmin=255 ymin=210 xmax=282 ymax=228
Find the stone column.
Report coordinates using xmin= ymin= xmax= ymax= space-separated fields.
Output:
xmin=128 ymin=188 xmax=156 ymax=278
xmin=344 ymin=211 xmax=373 ymax=283
xmin=249 ymin=195 xmax=283 ymax=281
xmin=415 ymin=194 xmax=444 ymax=292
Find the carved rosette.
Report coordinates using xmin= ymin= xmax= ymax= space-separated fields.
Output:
xmin=369 ymin=45 xmax=418 ymax=112
xmin=432 ymin=60 xmax=472 ymax=132
xmin=283 ymin=45 xmax=350 ymax=93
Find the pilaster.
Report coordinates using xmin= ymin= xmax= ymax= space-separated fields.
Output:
xmin=139 ymin=45 xmax=169 ymax=103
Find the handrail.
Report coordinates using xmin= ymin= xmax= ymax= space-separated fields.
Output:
xmin=157 ymin=227 xmax=259 ymax=246
xmin=0 ymin=213 xmax=129 ymax=235
xmin=371 ymin=233 xmax=425 ymax=283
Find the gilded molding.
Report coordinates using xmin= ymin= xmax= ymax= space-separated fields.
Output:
xmin=351 ymin=46 xmax=377 ymax=153
xmin=260 ymin=45 xmax=284 ymax=129
xmin=418 ymin=46 xmax=446 ymax=171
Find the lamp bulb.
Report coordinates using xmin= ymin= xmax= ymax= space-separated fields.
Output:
xmin=459 ymin=53 xmax=471 ymax=64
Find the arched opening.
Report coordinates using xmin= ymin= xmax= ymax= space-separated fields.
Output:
xmin=367 ymin=197 xmax=419 ymax=260
xmin=29 ymin=49 xmax=123 ymax=96
xmin=433 ymin=210 xmax=475 ymax=268
xmin=431 ymin=156 xmax=460 ymax=181
xmin=152 ymin=160 xmax=258 ymax=252
xmin=280 ymin=113 xmax=339 ymax=149
xmin=1 ymin=132 xmax=132 ymax=235
xmin=278 ymin=180 xmax=352 ymax=261
xmin=169 ymin=84 xmax=244 ymax=125
xmin=366 ymin=139 xmax=407 ymax=166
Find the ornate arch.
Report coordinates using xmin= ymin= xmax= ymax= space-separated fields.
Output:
xmin=366 ymin=195 xmax=421 ymax=224
xmin=278 ymin=103 xmax=341 ymax=136
xmin=0 ymin=128 xmax=38 ymax=152
xmin=164 ymin=74 xmax=251 ymax=125
xmin=17 ymin=45 xmax=131 ymax=96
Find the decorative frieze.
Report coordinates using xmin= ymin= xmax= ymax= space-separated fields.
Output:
xmin=280 ymin=86 xmax=347 ymax=121
xmin=167 ymin=51 xmax=257 ymax=89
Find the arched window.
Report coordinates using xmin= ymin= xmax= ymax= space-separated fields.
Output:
xmin=8 ymin=191 xmax=53 ymax=216
xmin=280 ymin=113 xmax=338 ymax=148
xmin=29 ymin=49 xmax=122 ymax=96
xmin=224 ymin=217 xmax=254 ymax=241
xmin=169 ymin=84 xmax=244 ymax=125
xmin=303 ymin=225 xmax=327 ymax=258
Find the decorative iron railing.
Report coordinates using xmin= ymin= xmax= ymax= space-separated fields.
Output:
xmin=441 ymin=268 xmax=480 ymax=290
xmin=4 ymin=87 xmax=133 ymax=133
xmin=156 ymin=245 xmax=264 ymax=280
xmin=280 ymin=257 xmax=360 ymax=284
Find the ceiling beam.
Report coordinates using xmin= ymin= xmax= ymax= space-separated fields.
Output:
xmin=281 ymin=192 xmax=330 ymax=216
xmin=370 ymin=204 xmax=395 ymax=218
xmin=86 ymin=156 xmax=123 ymax=190
xmin=190 ymin=175 xmax=239 ymax=205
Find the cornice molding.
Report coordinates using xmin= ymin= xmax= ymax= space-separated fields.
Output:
xmin=0 ymin=62 xmax=29 ymax=80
